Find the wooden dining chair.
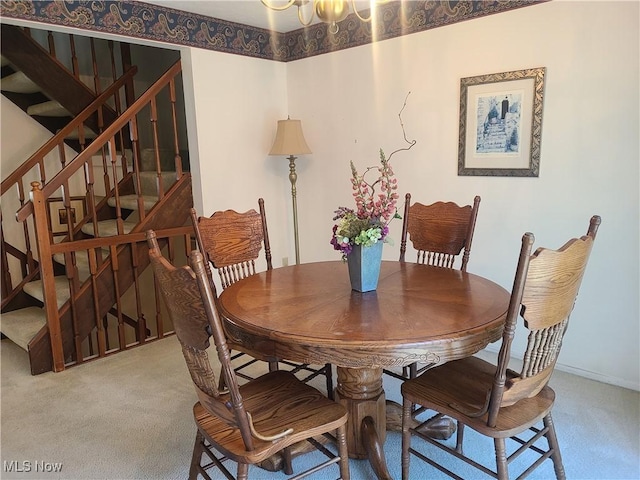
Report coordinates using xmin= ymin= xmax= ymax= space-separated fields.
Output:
xmin=399 ymin=193 xmax=481 ymax=269
xmin=190 ymin=200 xmax=334 ymax=398
xmin=386 ymin=193 xmax=481 ymax=381
xmin=400 ymin=215 xmax=601 ymax=480
xmin=146 ymin=230 xmax=350 ymax=480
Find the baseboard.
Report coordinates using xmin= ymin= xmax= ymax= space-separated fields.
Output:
xmin=552 ymin=362 xmax=639 ymax=392
xmin=476 ymin=347 xmax=639 ymax=392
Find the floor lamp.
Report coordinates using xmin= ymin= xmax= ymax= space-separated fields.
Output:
xmin=268 ymin=117 xmax=312 ymax=265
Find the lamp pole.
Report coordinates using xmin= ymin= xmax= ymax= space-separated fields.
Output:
xmin=267 ymin=117 xmax=311 ymax=266
xmin=288 ymin=155 xmax=300 ymax=265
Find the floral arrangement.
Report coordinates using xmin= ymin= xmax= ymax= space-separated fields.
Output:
xmin=331 ymin=93 xmax=416 ymax=259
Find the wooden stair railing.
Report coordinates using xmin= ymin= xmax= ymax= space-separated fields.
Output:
xmin=0 ymin=215 xmax=39 ymax=312
xmin=1 ymin=65 xmax=137 ymax=222
xmin=1 ymin=66 xmax=137 ymax=314
xmin=1 ymin=25 xmax=129 ymax=144
xmin=15 ymin=60 xmax=184 ymax=224
xmin=3 ymin=60 xmax=189 ymax=374
xmin=27 ymin=184 xmax=193 ymax=374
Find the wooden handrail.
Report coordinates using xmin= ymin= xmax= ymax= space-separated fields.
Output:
xmin=0 ymin=65 xmax=138 ymax=195
xmin=1 ymin=25 xmax=116 ymax=123
xmin=3 ymin=241 xmax=29 ymax=265
xmin=48 ymin=225 xmax=193 ymax=254
xmin=15 ymin=60 xmax=181 ymax=222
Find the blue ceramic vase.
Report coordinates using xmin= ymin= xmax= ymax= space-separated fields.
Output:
xmin=347 ymin=241 xmax=383 ymax=292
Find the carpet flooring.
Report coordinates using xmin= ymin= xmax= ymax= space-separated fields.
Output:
xmin=1 ymin=337 xmax=638 ymax=479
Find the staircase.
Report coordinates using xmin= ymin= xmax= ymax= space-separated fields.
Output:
xmin=1 ymin=26 xmax=194 ymax=374
xmin=1 ymin=25 xmax=121 ymax=151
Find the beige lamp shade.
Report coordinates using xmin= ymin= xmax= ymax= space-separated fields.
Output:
xmin=268 ymin=118 xmax=312 ymax=156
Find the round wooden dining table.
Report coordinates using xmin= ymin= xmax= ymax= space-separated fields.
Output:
xmin=217 ymin=260 xmax=510 ymax=479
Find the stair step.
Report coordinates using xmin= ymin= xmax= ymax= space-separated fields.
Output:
xmin=137 ymin=171 xmax=177 ymax=196
xmin=0 ymin=307 xmax=47 ymax=351
xmin=107 ymin=194 xmax=159 ymax=211
xmin=23 ymin=277 xmax=72 ymax=308
xmin=27 ymin=100 xmax=70 ymax=117
xmin=24 ymin=249 xmax=110 ymax=307
xmin=81 ymin=219 xmax=136 ymax=237
xmin=65 ymin=125 xmax=97 ymax=140
xmin=52 ymin=249 xmax=108 ymax=282
xmin=1 ymin=70 xmax=41 ymax=93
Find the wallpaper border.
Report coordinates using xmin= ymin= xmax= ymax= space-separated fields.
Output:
xmin=1 ymin=1 xmax=545 ymax=62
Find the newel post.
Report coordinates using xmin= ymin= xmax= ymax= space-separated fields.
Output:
xmin=30 ymin=182 xmax=65 ymax=372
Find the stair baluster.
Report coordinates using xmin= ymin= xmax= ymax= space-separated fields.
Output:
xmin=169 ymin=78 xmax=183 ymax=176
xmin=64 ymin=249 xmax=83 ymax=364
xmin=47 ymin=31 xmax=56 ymax=57
xmin=109 ymin=244 xmax=126 ymax=351
xmin=130 ymin=243 xmax=147 ymax=344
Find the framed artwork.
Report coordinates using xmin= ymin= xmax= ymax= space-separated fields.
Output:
xmin=48 ymin=197 xmax=86 ymax=235
xmin=458 ymin=67 xmax=546 ymax=177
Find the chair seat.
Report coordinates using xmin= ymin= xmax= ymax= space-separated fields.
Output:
xmin=194 ymin=370 xmax=348 ymax=464
xmin=402 ymin=356 xmax=555 ymax=438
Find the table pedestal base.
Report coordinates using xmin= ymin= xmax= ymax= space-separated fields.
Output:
xmin=385 ymin=400 xmax=457 ymax=439
xmin=335 ymin=367 xmax=392 ymax=479
xmin=333 ymin=367 xmax=457 ymax=480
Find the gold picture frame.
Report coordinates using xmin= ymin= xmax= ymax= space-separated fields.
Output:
xmin=47 ymin=197 xmax=86 ymax=236
xmin=458 ymin=67 xmax=546 ymax=177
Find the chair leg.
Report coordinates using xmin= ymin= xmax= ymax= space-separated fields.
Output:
xmin=237 ymin=462 xmax=249 ymax=480
xmin=494 ymin=437 xmax=508 ymax=480
xmin=543 ymin=413 xmax=566 ymax=479
xmin=409 ymin=362 xmax=418 ymax=379
xmin=336 ymin=424 xmax=350 ymax=480
xmin=325 ymin=364 xmax=334 ymax=400
xmin=455 ymin=422 xmax=465 ymax=453
xmin=268 ymin=360 xmax=279 ymax=372
xmin=189 ymin=430 xmax=204 ymax=480
xmin=282 ymin=447 xmax=294 ymax=475
xmin=401 ymin=398 xmax=412 ymax=480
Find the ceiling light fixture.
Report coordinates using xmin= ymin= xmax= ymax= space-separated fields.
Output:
xmin=261 ymin=0 xmax=377 ymax=34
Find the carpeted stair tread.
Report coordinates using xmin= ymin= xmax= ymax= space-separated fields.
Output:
xmin=0 ymin=307 xmax=47 ymax=351
xmin=81 ymin=219 xmax=136 ymax=237
xmin=65 ymin=125 xmax=97 ymax=140
xmin=1 ymin=71 xmax=40 ymax=93
xmin=52 ymin=249 xmax=108 ymax=282
xmin=107 ymin=194 xmax=158 ymax=211
xmin=137 ymin=171 xmax=177 ymax=196
xmin=27 ymin=100 xmax=70 ymax=117
xmin=23 ymin=277 xmax=71 ymax=308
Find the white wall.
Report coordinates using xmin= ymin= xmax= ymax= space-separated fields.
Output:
xmin=180 ymin=47 xmax=290 ymax=274
xmin=284 ymin=1 xmax=639 ymax=389
xmin=1 ymin=96 xmax=54 ymax=178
